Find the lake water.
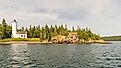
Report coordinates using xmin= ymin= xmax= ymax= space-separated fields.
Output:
xmin=0 ymin=41 xmax=121 ymax=68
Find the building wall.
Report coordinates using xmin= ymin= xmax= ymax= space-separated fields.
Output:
xmin=12 ymin=21 xmax=17 ymax=35
xmin=13 ymin=34 xmax=27 ymax=38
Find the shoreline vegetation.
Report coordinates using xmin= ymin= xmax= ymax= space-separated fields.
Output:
xmin=102 ymin=36 xmax=121 ymax=41
xmin=0 ymin=38 xmax=110 ymax=45
xmin=0 ymin=18 xmax=110 ymax=45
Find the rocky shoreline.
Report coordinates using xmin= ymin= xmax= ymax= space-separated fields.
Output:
xmin=0 ymin=40 xmax=111 ymax=45
xmin=0 ymin=41 xmax=52 ymax=45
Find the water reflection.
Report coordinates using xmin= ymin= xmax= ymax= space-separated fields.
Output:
xmin=8 ymin=45 xmax=28 ymax=67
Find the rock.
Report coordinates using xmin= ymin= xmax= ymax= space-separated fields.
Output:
xmin=51 ymin=32 xmax=79 ymax=44
xmin=67 ymin=32 xmax=79 ymax=43
xmin=51 ymin=35 xmax=66 ymax=44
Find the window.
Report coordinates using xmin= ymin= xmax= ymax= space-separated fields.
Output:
xmin=21 ymin=35 xmax=23 ymax=37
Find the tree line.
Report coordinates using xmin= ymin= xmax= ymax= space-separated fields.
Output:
xmin=102 ymin=36 xmax=121 ymax=41
xmin=0 ymin=19 xmax=101 ymax=41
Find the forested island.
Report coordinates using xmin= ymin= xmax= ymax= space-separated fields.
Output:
xmin=102 ymin=36 xmax=121 ymax=41
xmin=0 ymin=18 xmax=108 ymax=44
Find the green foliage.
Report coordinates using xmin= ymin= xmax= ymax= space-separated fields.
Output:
xmin=0 ymin=38 xmax=40 ymax=42
xmin=27 ymin=38 xmax=40 ymax=42
xmin=0 ymin=38 xmax=27 ymax=42
xmin=76 ymin=27 xmax=101 ymax=41
xmin=0 ymin=18 xmax=11 ymax=39
xmin=102 ymin=36 xmax=121 ymax=41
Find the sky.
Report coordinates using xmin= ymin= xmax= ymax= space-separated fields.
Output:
xmin=0 ymin=0 xmax=121 ymax=36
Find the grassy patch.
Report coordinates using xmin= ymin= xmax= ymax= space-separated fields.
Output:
xmin=0 ymin=38 xmax=41 ymax=42
xmin=27 ymin=38 xmax=40 ymax=42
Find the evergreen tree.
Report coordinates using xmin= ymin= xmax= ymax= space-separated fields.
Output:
xmin=20 ymin=26 xmax=25 ymax=32
xmin=40 ymin=29 xmax=43 ymax=41
xmin=1 ymin=18 xmax=7 ymax=39
xmin=32 ymin=26 xmax=36 ymax=38
xmin=36 ymin=25 xmax=41 ymax=38
xmin=54 ymin=25 xmax=58 ymax=36
xmin=28 ymin=25 xmax=32 ymax=38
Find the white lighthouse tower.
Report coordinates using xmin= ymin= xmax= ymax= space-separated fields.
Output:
xmin=12 ymin=19 xmax=17 ymax=38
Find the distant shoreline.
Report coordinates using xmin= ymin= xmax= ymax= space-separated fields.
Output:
xmin=102 ymin=36 xmax=121 ymax=41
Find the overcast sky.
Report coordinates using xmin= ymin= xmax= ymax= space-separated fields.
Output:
xmin=0 ymin=0 xmax=121 ymax=36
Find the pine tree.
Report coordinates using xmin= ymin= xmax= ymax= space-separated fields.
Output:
xmin=32 ymin=26 xmax=36 ymax=38
xmin=1 ymin=18 xmax=7 ymax=39
xmin=28 ymin=25 xmax=32 ymax=38
xmin=20 ymin=26 xmax=25 ymax=32
xmin=40 ymin=30 xmax=43 ymax=41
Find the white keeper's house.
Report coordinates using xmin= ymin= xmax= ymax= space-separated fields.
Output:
xmin=12 ymin=19 xmax=27 ymax=38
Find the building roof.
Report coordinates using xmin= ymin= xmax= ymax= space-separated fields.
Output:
xmin=16 ymin=31 xmax=27 ymax=34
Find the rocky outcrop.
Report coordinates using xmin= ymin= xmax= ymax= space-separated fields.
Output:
xmin=51 ymin=32 xmax=79 ymax=44
xmin=51 ymin=32 xmax=109 ymax=44
xmin=66 ymin=32 xmax=79 ymax=43
xmin=51 ymin=35 xmax=66 ymax=44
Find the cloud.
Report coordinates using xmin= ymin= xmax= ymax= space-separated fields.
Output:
xmin=0 ymin=0 xmax=121 ymax=36
xmin=32 ymin=8 xmax=48 ymax=13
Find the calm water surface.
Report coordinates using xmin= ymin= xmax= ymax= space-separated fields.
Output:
xmin=0 ymin=41 xmax=121 ymax=68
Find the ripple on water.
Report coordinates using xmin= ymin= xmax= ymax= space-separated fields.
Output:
xmin=1 ymin=42 xmax=121 ymax=68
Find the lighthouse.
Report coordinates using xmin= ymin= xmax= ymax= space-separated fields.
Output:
xmin=12 ymin=19 xmax=17 ymax=38
xmin=11 ymin=19 xmax=27 ymax=38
